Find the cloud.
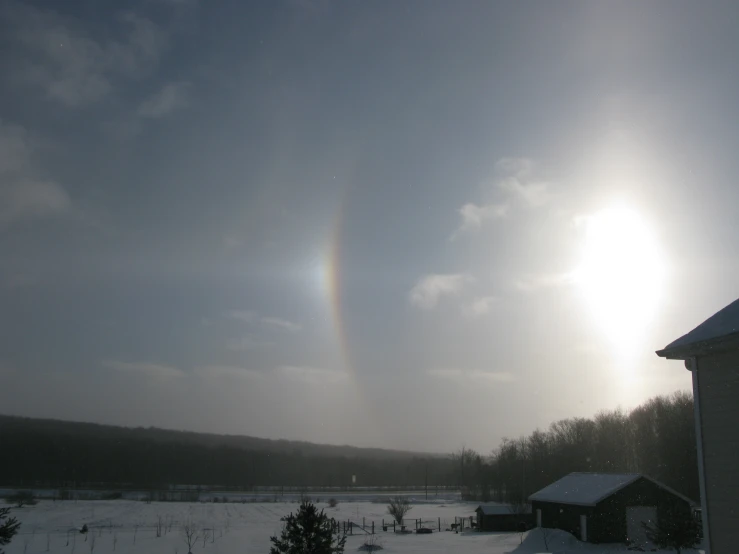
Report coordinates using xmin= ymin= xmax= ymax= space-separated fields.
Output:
xmin=462 ymin=296 xmax=498 ymax=317
xmin=225 ymin=311 xmax=301 ymax=332
xmin=428 ymin=368 xmax=515 ymax=383
xmin=498 ymin=176 xmax=550 ymax=207
xmin=225 ymin=310 xmax=259 ymax=323
xmin=514 ymin=272 xmax=575 ymax=293
xmin=451 ymin=202 xmax=508 ymax=238
xmin=1 ymin=179 xmax=72 ymax=224
xmin=0 ymin=120 xmax=72 ymax=225
xmin=276 ymin=365 xmax=348 ymax=384
xmin=138 ymin=81 xmax=191 ymax=118
xmin=194 ymin=365 xmax=262 ymax=379
xmin=409 ymin=274 xmax=473 ymax=309
xmin=261 ymin=317 xmax=302 ymax=332
xmin=226 ymin=335 xmax=273 ymax=351
xmin=495 ymin=157 xmax=535 ymax=177
xmin=4 ymin=2 xmax=168 ymax=107
xmin=103 ymin=359 xmax=185 ymax=378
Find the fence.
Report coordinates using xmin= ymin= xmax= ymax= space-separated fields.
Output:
xmin=330 ymin=516 xmax=470 ymax=535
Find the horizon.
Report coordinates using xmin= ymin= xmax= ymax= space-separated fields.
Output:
xmin=2 ymin=0 xmax=739 ymax=454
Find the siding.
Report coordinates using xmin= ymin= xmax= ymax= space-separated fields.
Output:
xmin=697 ymin=350 xmax=739 ymax=554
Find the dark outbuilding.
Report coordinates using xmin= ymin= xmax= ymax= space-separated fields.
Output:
xmin=475 ymin=504 xmax=533 ymax=532
xmin=529 ymin=472 xmax=695 ymax=545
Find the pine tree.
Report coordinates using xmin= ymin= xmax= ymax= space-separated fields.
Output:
xmin=0 ymin=507 xmax=21 ymax=554
xmin=642 ymin=505 xmax=701 ymax=554
xmin=269 ymin=501 xmax=346 ymax=554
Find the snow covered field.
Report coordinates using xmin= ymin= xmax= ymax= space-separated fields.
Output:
xmin=3 ymin=500 xmax=704 ymax=554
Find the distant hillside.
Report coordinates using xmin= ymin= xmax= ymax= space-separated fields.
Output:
xmin=0 ymin=415 xmax=454 ymax=489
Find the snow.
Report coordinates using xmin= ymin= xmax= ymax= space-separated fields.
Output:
xmin=528 ymin=473 xmax=640 ymax=506
xmin=2 ymin=499 xmax=704 ymax=554
xmin=660 ymin=297 xmax=739 ymax=354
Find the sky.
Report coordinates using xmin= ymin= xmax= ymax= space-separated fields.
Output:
xmin=2 ymin=0 xmax=739 ymax=454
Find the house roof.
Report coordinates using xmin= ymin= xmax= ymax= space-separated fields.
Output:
xmin=475 ymin=504 xmax=532 ymax=515
xmin=657 ymin=298 xmax=739 ymax=360
xmin=528 ymin=472 xmax=695 ymax=507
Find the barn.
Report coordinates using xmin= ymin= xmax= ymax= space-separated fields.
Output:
xmin=529 ymin=472 xmax=695 ymax=545
xmin=475 ymin=504 xmax=533 ymax=532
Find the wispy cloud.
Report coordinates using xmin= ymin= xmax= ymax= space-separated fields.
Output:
xmin=103 ymin=359 xmax=185 ymax=379
xmin=498 ymin=176 xmax=550 ymax=207
xmin=226 ymin=335 xmax=273 ymax=352
xmin=451 ymin=157 xmax=550 ymax=238
xmin=409 ymin=274 xmax=473 ymax=310
xmin=0 ymin=120 xmax=72 ymax=225
xmin=495 ymin=157 xmax=535 ymax=176
xmin=495 ymin=157 xmax=550 ymax=207
xmin=462 ymin=296 xmax=498 ymax=317
xmin=451 ymin=202 xmax=508 ymax=239
xmin=194 ymin=365 xmax=262 ymax=379
xmin=225 ymin=311 xmax=301 ymax=332
xmin=428 ymin=368 xmax=515 ymax=383
xmin=514 ymin=272 xmax=575 ymax=293
xmin=225 ymin=310 xmax=259 ymax=324
xmin=138 ymin=81 xmax=191 ymax=118
xmin=276 ymin=365 xmax=348 ymax=384
xmin=3 ymin=3 xmax=168 ymax=108
xmin=261 ymin=317 xmax=302 ymax=332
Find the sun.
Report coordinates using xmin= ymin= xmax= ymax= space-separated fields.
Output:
xmin=574 ymin=205 xmax=666 ymax=355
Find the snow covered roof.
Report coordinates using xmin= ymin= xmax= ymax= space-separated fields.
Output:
xmin=476 ymin=504 xmax=531 ymax=515
xmin=528 ymin=472 xmax=640 ymax=506
xmin=528 ymin=472 xmax=696 ymax=507
xmin=657 ymin=298 xmax=739 ymax=360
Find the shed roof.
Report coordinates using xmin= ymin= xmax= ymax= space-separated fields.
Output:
xmin=657 ymin=298 xmax=739 ymax=360
xmin=528 ymin=472 xmax=695 ymax=507
xmin=476 ymin=504 xmax=531 ymax=515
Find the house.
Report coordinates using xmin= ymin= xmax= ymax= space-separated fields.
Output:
xmin=474 ymin=504 xmax=533 ymax=532
xmin=657 ymin=298 xmax=739 ymax=554
xmin=529 ymin=472 xmax=694 ymax=544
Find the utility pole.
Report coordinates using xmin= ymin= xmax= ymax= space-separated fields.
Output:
xmin=425 ymin=460 xmax=428 ymax=500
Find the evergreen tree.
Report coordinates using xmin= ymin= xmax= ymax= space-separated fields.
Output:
xmin=642 ymin=505 xmax=701 ymax=554
xmin=269 ymin=501 xmax=346 ymax=554
xmin=0 ymin=507 xmax=21 ymax=554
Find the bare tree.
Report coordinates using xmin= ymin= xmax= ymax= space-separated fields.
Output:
xmin=180 ymin=522 xmax=200 ymax=554
xmin=88 ymin=533 xmax=96 ymax=554
xmin=387 ymin=497 xmax=412 ymax=525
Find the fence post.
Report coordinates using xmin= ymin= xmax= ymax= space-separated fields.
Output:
xmin=393 ymin=521 xmax=396 ymax=533
xmin=372 ymin=521 xmax=374 ymax=535
xmin=363 ymin=517 xmax=365 ymax=530
xmin=438 ymin=517 xmax=441 ymax=532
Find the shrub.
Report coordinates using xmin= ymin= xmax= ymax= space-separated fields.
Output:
xmin=269 ymin=501 xmax=346 ymax=554
xmin=0 ymin=507 xmax=21 ymax=552
xmin=5 ymin=491 xmax=36 ymax=508
xmin=328 ymin=498 xmax=338 ymax=508
xmin=642 ymin=506 xmax=701 ymax=554
xmin=387 ymin=496 xmax=411 ymax=525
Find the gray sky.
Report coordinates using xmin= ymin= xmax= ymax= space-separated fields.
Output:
xmin=2 ymin=0 xmax=738 ymax=454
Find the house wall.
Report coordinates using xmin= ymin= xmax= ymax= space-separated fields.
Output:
xmin=696 ymin=350 xmax=739 ymax=554
xmin=590 ymin=478 xmax=692 ymax=544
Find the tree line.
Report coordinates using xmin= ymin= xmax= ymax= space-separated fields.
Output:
xmin=0 ymin=416 xmax=454 ymax=489
xmin=453 ymin=391 xmax=699 ymax=503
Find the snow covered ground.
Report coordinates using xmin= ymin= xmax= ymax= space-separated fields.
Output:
xmin=3 ymin=500 xmax=704 ymax=554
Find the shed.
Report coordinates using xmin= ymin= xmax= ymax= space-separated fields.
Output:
xmin=529 ymin=472 xmax=694 ymax=545
xmin=475 ymin=504 xmax=533 ymax=532
xmin=657 ymin=298 xmax=739 ymax=554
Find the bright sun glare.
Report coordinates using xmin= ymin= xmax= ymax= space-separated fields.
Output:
xmin=574 ymin=205 xmax=666 ymax=357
